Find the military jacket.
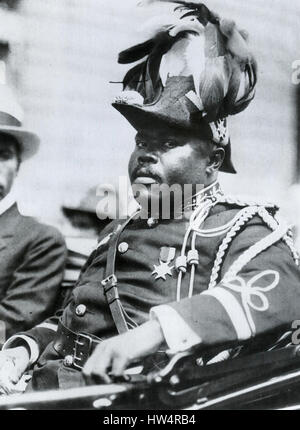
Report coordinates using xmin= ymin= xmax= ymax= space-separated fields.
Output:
xmin=21 ymin=195 xmax=300 ymax=390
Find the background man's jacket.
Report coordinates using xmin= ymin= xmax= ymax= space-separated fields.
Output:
xmin=0 ymin=203 xmax=66 ymax=339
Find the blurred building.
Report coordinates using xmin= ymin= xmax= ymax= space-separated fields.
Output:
xmin=0 ymin=0 xmax=299 ymax=226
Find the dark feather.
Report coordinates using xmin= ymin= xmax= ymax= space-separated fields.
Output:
xmin=123 ymin=61 xmax=147 ymax=92
xmin=246 ymin=60 xmax=258 ymax=89
xmin=225 ymin=60 xmax=257 ymax=116
xmin=118 ymin=39 xmax=156 ymax=64
xmin=223 ymin=59 xmax=241 ymax=115
xmin=144 ymin=32 xmax=182 ymax=103
xmin=122 ymin=29 xmax=190 ymax=104
xmin=199 ymin=57 xmax=225 ymax=119
xmin=230 ymin=89 xmax=255 ymax=115
xmin=174 ymin=2 xmax=219 ymax=25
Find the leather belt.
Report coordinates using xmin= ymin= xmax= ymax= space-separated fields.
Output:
xmin=101 ymin=213 xmax=138 ymax=334
xmin=53 ymin=320 xmax=102 ymax=370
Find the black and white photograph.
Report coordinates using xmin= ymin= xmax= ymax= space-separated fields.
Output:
xmin=0 ymin=0 xmax=298 ymax=412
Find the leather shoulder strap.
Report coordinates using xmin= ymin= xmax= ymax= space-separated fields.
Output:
xmin=101 ymin=214 xmax=138 ymax=334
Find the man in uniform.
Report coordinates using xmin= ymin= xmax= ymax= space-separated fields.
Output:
xmin=0 ymin=2 xmax=300 ymax=394
xmin=0 ymin=83 xmax=66 ymax=343
xmin=60 ymin=185 xmax=137 ymax=308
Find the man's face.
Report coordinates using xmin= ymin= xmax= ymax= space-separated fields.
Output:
xmin=0 ymin=136 xmax=20 ymax=200
xmin=128 ymin=127 xmax=212 ymax=214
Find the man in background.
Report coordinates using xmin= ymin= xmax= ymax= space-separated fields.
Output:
xmin=0 ymin=84 xmax=66 ymax=341
xmin=60 ymin=186 xmax=110 ymax=307
xmin=62 ymin=186 xmax=109 ymax=241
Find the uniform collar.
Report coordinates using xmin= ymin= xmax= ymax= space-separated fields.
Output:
xmin=182 ymin=181 xmax=223 ymax=214
xmin=0 ymin=188 xmax=17 ymax=217
xmin=194 ymin=181 xmax=223 ymax=206
xmin=140 ymin=181 xmax=223 ymax=224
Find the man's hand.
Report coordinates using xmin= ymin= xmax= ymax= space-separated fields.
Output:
xmin=0 ymin=347 xmax=30 ymax=395
xmin=83 ymin=320 xmax=165 ymax=383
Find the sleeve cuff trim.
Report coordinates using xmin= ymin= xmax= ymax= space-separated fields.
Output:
xmin=202 ymin=288 xmax=252 ymax=341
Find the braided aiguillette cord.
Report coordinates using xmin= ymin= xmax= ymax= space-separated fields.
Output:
xmin=176 ymin=199 xmax=218 ymax=301
xmin=208 ymin=206 xmax=260 ymax=290
xmin=223 ymin=210 xmax=289 ymax=282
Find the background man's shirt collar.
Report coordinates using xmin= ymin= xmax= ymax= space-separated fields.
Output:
xmin=0 ymin=189 xmax=17 ymax=217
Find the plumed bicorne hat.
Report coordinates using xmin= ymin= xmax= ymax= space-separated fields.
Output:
xmin=112 ymin=0 xmax=257 ymax=174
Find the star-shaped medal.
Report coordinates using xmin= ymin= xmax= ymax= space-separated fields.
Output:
xmin=152 ymin=261 xmax=174 ymax=281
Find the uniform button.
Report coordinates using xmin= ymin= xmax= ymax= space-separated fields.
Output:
xmin=75 ymin=304 xmax=87 ymax=317
xmin=118 ymin=242 xmax=129 ymax=254
xmin=64 ymin=355 xmax=74 ymax=367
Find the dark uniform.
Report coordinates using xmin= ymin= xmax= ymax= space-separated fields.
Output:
xmin=5 ymin=2 xmax=300 ymax=392
xmin=18 ymin=189 xmax=300 ymax=391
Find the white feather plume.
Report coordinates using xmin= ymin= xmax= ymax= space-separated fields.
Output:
xmin=184 ymin=34 xmax=206 ymax=97
xmin=169 ymin=16 xmax=204 ymax=36
xmin=159 ymin=38 xmax=190 ymax=85
xmin=138 ymin=14 xmax=181 ymax=39
xmin=138 ymin=1 xmax=204 ymax=37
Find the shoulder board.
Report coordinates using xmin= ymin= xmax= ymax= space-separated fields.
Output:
xmin=218 ymin=195 xmax=279 ymax=212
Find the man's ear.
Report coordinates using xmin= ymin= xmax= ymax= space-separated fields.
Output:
xmin=207 ymin=147 xmax=225 ymax=174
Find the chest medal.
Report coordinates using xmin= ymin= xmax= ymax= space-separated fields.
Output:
xmin=152 ymin=247 xmax=176 ymax=281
